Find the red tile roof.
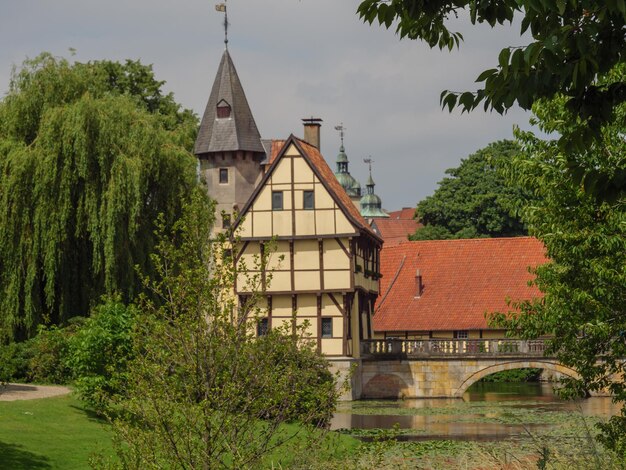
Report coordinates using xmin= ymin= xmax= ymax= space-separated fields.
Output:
xmin=388 ymin=207 xmax=416 ymax=220
xmin=266 ymin=140 xmax=285 ymax=165
xmin=373 ymin=237 xmax=548 ymax=332
xmin=371 ymin=218 xmax=422 ymax=247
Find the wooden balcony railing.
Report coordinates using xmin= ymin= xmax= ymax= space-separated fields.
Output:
xmin=360 ymin=338 xmax=548 ymax=358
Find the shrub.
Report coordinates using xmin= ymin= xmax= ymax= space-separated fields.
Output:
xmin=66 ymin=298 xmax=136 ymax=412
xmin=28 ymin=323 xmax=79 ymax=384
xmin=0 ymin=341 xmax=33 ymax=383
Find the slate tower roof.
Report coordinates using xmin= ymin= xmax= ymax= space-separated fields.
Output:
xmin=194 ymin=50 xmax=265 ymax=155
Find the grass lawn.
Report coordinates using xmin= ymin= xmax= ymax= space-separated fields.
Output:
xmin=0 ymin=392 xmax=361 ymax=469
xmin=0 ymin=393 xmax=114 ymax=469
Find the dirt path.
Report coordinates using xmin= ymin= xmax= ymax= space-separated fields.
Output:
xmin=0 ymin=383 xmax=71 ymax=401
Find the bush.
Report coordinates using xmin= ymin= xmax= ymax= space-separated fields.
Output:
xmin=66 ymin=298 xmax=136 ymax=412
xmin=0 ymin=341 xmax=33 ymax=383
xmin=0 ymin=323 xmax=78 ymax=385
xmin=28 ymin=324 xmax=79 ymax=384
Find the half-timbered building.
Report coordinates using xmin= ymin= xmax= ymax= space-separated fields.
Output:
xmin=194 ymin=49 xmax=382 ymax=359
xmin=233 ymin=136 xmax=383 ymax=357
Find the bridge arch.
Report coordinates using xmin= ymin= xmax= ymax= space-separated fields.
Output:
xmin=454 ymin=360 xmax=580 ymax=397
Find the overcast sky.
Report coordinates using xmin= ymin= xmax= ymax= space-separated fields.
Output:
xmin=1 ymin=0 xmax=533 ymax=210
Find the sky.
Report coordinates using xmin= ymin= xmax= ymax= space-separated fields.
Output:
xmin=0 ymin=0 xmax=534 ymax=210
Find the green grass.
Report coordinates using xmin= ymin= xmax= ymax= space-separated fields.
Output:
xmin=0 ymin=393 xmax=361 ymax=469
xmin=0 ymin=394 xmax=114 ymax=469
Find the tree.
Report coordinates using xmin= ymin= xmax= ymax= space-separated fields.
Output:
xmin=357 ymin=1 xmax=626 ymax=197
xmin=0 ymin=53 xmax=199 ymax=340
xmin=490 ymin=75 xmax=626 ymax=453
xmin=411 ymin=140 xmax=533 ymax=240
xmin=105 ymin=192 xmax=339 ymax=469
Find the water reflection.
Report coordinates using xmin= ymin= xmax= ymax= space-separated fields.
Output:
xmin=331 ymin=382 xmax=621 ymax=441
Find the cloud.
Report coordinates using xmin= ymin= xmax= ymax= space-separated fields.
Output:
xmin=0 ymin=0 xmax=534 ymax=209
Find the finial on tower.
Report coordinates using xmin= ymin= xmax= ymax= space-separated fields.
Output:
xmin=215 ymin=2 xmax=229 ymax=48
xmin=334 ymin=123 xmax=346 ymax=147
xmin=364 ymin=156 xmax=374 ymax=175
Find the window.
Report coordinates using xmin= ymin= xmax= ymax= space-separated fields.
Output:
xmin=219 ymin=168 xmax=228 ymax=184
xmin=216 ymin=99 xmax=231 ymax=119
xmin=303 ymin=190 xmax=314 ymax=210
xmin=321 ymin=318 xmax=333 ymax=338
xmin=222 ymin=213 xmax=231 ymax=229
xmin=454 ymin=330 xmax=469 ymax=339
xmin=257 ymin=318 xmax=269 ymax=337
xmin=272 ymin=191 xmax=283 ymax=210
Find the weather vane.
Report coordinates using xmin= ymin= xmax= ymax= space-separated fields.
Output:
xmin=334 ymin=123 xmax=346 ymax=147
xmin=364 ymin=156 xmax=374 ymax=174
xmin=215 ymin=1 xmax=229 ymax=48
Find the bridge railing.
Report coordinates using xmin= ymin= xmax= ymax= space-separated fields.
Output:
xmin=360 ymin=338 xmax=548 ymax=358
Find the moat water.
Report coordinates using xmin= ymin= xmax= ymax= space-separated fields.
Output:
xmin=330 ymin=382 xmax=620 ymax=441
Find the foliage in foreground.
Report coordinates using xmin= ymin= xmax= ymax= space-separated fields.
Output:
xmin=357 ymin=1 xmax=626 ymax=199
xmin=105 ymin=193 xmax=339 ymax=469
xmin=0 ymin=53 xmax=199 ymax=340
xmin=411 ymin=140 xmax=534 ymax=240
xmin=491 ymin=66 xmax=626 ymax=455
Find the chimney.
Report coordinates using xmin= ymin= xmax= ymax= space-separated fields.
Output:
xmin=415 ymin=269 xmax=423 ymax=298
xmin=302 ymin=117 xmax=322 ymax=149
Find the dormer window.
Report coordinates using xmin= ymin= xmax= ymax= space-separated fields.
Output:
xmin=216 ymin=99 xmax=231 ymax=119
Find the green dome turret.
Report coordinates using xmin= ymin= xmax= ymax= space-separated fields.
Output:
xmin=337 ymin=145 xmax=348 ymax=163
xmin=333 ymin=125 xmax=361 ymax=198
xmin=360 ymin=160 xmax=389 ymax=218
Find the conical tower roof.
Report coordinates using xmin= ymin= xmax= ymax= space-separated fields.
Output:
xmin=194 ymin=49 xmax=264 ymax=155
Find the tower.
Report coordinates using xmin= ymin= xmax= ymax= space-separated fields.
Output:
xmin=333 ymin=124 xmax=362 ymax=210
xmin=194 ymin=49 xmax=266 ymax=233
xmin=360 ymin=159 xmax=389 ymax=219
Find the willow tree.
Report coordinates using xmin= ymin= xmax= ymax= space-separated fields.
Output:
xmin=0 ymin=53 xmax=200 ymax=340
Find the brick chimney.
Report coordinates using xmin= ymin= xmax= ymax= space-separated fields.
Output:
xmin=415 ymin=269 xmax=423 ymax=298
xmin=302 ymin=117 xmax=322 ymax=149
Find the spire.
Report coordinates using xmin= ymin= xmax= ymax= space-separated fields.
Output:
xmin=194 ymin=49 xmax=264 ymax=155
xmin=333 ymin=124 xmax=361 ymax=198
xmin=360 ymin=158 xmax=389 ymax=218
xmin=365 ymin=156 xmax=375 ymax=192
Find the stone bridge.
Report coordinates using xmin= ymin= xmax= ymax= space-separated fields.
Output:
xmin=343 ymin=339 xmax=580 ymax=399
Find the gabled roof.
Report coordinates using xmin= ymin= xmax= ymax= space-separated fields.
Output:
xmin=235 ymin=135 xmax=382 ymax=242
xmin=374 ymin=237 xmax=548 ymax=332
xmin=260 ymin=139 xmax=285 ymax=165
xmin=371 ymin=218 xmax=422 ymax=247
xmin=194 ymin=50 xmax=265 ymax=155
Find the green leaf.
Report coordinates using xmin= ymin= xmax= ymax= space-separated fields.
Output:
xmin=498 ymin=48 xmax=511 ymax=70
xmin=476 ymin=68 xmax=497 ymax=83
